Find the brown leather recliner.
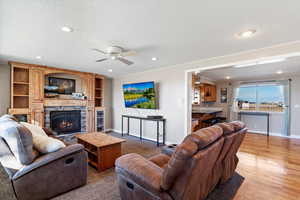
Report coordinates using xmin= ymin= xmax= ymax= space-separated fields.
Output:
xmin=115 ymin=121 xmax=247 ymax=200
xmin=0 ymin=115 xmax=88 ymax=200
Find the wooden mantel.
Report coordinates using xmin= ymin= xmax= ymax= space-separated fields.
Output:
xmin=8 ymin=61 xmax=106 ymax=132
xmin=43 ymin=99 xmax=88 ymax=107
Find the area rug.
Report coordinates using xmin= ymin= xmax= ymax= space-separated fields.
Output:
xmin=53 ymin=134 xmax=244 ymax=200
xmin=206 ymin=172 xmax=244 ymax=200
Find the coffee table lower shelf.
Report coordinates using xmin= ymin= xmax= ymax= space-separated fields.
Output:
xmin=88 ymin=159 xmax=98 ymax=168
xmin=76 ymin=133 xmax=125 ymax=172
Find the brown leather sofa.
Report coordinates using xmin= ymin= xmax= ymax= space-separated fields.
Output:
xmin=115 ymin=121 xmax=247 ymax=200
xmin=0 ymin=115 xmax=88 ymax=200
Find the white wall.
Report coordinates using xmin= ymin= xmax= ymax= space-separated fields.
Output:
xmin=112 ymin=67 xmax=186 ymax=144
xmin=240 ymin=113 xmax=285 ymax=135
xmin=0 ymin=64 xmax=10 ymax=115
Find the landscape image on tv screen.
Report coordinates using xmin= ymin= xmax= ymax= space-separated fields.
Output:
xmin=123 ymin=81 xmax=156 ymax=109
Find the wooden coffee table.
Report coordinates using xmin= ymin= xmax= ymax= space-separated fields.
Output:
xmin=76 ymin=132 xmax=126 ymax=172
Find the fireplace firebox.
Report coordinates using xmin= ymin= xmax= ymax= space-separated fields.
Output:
xmin=50 ymin=110 xmax=81 ymax=134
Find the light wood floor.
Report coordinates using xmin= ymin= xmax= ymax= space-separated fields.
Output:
xmin=234 ymin=133 xmax=300 ymax=200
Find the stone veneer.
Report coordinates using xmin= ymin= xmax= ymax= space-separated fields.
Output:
xmin=44 ymin=106 xmax=87 ymax=136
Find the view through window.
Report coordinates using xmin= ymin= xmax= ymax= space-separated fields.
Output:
xmin=235 ymin=84 xmax=284 ymax=112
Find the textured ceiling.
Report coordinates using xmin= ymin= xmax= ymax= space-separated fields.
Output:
xmin=1 ymin=0 xmax=300 ymax=77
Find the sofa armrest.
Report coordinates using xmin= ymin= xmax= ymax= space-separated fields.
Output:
xmin=12 ymin=144 xmax=85 ymax=180
xmin=0 ymin=163 xmax=17 ymax=200
xmin=115 ymin=153 xmax=163 ymax=193
xmin=161 ymin=144 xmax=177 ymax=156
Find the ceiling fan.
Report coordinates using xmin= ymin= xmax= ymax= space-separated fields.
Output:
xmin=92 ymin=46 xmax=136 ymax=65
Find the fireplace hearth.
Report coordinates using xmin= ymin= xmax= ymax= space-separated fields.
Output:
xmin=50 ymin=110 xmax=81 ymax=135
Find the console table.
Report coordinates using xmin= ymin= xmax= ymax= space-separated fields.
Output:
xmin=121 ymin=115 xmax=166 ymax=146
xmin=238 ymin=111 xmax=270 ymax=137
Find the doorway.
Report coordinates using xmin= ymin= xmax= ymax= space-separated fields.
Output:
xmin=185 ymin=55 xmax=300 ymax=137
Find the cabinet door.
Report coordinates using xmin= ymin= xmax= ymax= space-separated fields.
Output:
xmin=30 ymin=103 xmax=44 ymax=127
xmin=86 ymin=107 xmax=95 ymax=132
xmin=31 ymin=111 xmax=44 ymax=127
xmin=209 ymin=85 xmax=216 ymax=102
xmin=203 ymin=84 xmax=216 ymax=102
xmin=30 ymin=69 xmax=44 ymax=102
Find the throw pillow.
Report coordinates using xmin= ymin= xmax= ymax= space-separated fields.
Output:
xmin=20 ymin=122 xmax=48 ymax=137
xmin=32 ymin=134 xmax=66 ymax=154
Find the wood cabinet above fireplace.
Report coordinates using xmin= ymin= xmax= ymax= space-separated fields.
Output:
xmin=8 ymin=61 xmax=107 ymax=132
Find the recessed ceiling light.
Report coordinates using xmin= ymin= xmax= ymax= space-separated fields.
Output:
xmin=36 ymin=56 xmax=42 ymax=59
xmin=276 ymin=70 xmax=283 ymax=74
xmin=237 ymin=29 xmax=256 ymax=38
xmin=61 ymin=26 xmax=73 ymax=32
xmin=226 ymin=76 xmax=231 ymax=80
xmin=152 ymin=57 xmax=157 ymax=61
xmin=108 ymin=69 xmax=113 ymax=72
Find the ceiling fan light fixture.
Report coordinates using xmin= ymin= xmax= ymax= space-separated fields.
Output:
xmin=152 ymin=57 xmax=157 ymax=61
xmin=61 ymin=26 xmax=73 ymax=32
xmin=237 ymin=29 xmax=256 ymax=38
xmin=276 ymin=70 xmax=283 ymax=74
xmin=92 ymin=46 xmax=135 ymax=65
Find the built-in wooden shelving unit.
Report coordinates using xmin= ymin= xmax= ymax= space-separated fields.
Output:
xmin=94 ymin=76 xmax=104 ymax=107
xmin=11 ymin=66 xmax=30 ymax=109
xmin=8 ymin=61 xmax=107 ymax=131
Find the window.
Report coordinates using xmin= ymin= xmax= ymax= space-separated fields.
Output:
xmin=235 ymin=84 xmax=284 ymax=112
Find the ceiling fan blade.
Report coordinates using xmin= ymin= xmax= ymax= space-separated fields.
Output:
xmin=121 ymin=50 xmax=137 ymax=57
xmin=118 ymin=57 xmax=134 ymax=65
xmin=96 ymin=58 xmax=108 ymax=62
xmin=91 ymin=48 xmax=106 ymax=54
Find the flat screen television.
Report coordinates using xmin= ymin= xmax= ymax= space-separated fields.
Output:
xmin=48 ymin=77 xmax=76 ymax=95
xmin=123 ymin=81 xmax=157 ymax=109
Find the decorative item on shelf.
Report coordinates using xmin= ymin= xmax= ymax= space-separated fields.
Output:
xmin=72 ymin=92 xmax=86 ymax=100
xmin=44 ymin=93 xmax=59 ymax=98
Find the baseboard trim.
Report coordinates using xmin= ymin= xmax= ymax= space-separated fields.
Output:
xmin=248 ymin=130 xmax=300 ymax=139
xmin=104 ymin=128 xmax=113 ymax=133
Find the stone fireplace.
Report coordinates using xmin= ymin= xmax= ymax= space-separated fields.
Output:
xmin=45 ymin=106 xmax=87 ymax=136
xmin=50 ymin=110 xmax=81 ymax=134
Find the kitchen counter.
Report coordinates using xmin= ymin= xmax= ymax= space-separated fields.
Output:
xmin=192 ymin=107 xmax=223 ymax=131
xmin=192 ymin=107 xmax=223 ymax=114
xmin=192 ymin=110 xmax=222 ymax=114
